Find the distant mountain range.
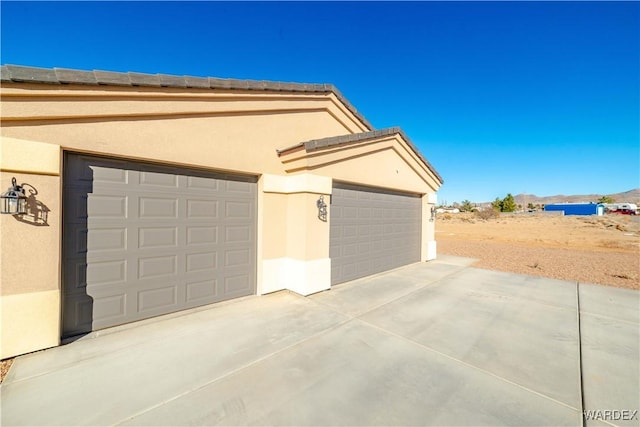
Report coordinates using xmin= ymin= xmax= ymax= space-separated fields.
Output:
xmin=480 ymin=188 xmax=640 ymax=207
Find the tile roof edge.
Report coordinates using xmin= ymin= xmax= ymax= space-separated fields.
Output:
xmin=1 ymin=64 xmax=373 ymax=131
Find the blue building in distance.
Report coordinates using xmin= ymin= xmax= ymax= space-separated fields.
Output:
xmin=544 ymin=203 xmax=605 ymax=216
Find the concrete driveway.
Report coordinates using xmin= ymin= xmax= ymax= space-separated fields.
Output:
xmin=1 ymin=255 xmax=638 ymax=426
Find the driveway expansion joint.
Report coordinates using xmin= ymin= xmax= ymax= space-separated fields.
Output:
xmin=306 ymin=264 xmax=469 ymax=321
xmin=114 ymin=316 xmax=356 ymax=426
xmin=576 ymin=281 xmax=586 ymax=427
xmin=352 ymin=316 xmax=582 ymax=414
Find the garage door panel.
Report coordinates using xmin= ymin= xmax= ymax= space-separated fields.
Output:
xmin=138 ymin=197 xmax=178 ymax=219
xmin=93 ymin=294 xmax=127 ymax=321
xmin=224 ymin=248 xmax=251 ymax=267
xmin=63 ymin=297 xmax=94 ymax=335
xmin=187 ymin=199 xmax=219 ymax=218
xmin=137 ymin=285 xmax=178 ymax=313
xmin=358 ymin=207 xmax=372 ymax=218
xmin=186 ymin=226 xmax=218 ymax=246
xmin=63 ymin=260 xmax=87 ymax=294
xmin=330 ymin=184 xmax=421 ymax=285
xmin=94 ymin=170 xmax=129 ymax=186
xmin=356 ymin=259 xmax=373 ymax=275
xmin=63 ymin=153 xmax=256 ymax=338
xmin=138 ymin=255 xmax=178 ymax=279
xmin=88 ymin=194 xmax=128 ymax=218
xmin=187 ymin=175 xmax=220 ymax=192
xmin=343 ymin=225 xmax=358 ymax=238
xmin=225 ymin=180 xmax=253 ymax=193
xmin=86 ymin=260 xmax=128 ymax=286
xmin=139 ymin=171 xmax=179 ymax=188
xmin=186 ymin=252 xmax=218 ymax=272
xmin=225 ymin=225 xmax=252 ymax=243
xmin=186 ymin=280 xmax=218 ymax=303
xmin=343 ymin=206 xmax=357 ymax=218
xmin=358 ymin=224 xmax=372 ymax=235
xmin=371 ymin=224 xmax=384 ymax=234
xmin=87 ymin=228 xmax=127 ymax=252
xmin=342 ymin=243 xmax=358 ymax=257
xmin=358 ymin=242 xmax=371 ymax=254
xmin=138 ymin=227 xmax=178 ymax=249
xmin=63 ymin=227 xmax=88 ymax=257
xmin=225 ymin=200 xmax=253 ymax=219
xmin=224 ymin=275 xmax=253 ymax=295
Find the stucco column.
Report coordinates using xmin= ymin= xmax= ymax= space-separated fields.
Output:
xmin=258 ymin=173 xmax=332 ymax=296
xmin=421 ymin=192 xmax=437 ymax=261
xmin=0 ymin=137 xmax=62 ymax=359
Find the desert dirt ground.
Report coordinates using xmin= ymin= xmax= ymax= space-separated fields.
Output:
xmin=1 ymin=358 xmax=13 ymax=383
xmin=436 ymin=212 xmax=640 ymax=290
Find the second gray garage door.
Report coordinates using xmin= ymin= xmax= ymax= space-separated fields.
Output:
xmin=330 ymin=183 xmax=422 ymax=285
xmin=63 ymin=154 xmax=257 ymax=337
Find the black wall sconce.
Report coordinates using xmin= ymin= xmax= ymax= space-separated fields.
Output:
xmin=430 ymin=205 xmax=436 ymax=222
xmin=317 ymin=195 xmax=327 ymax=222
xmin=1 ymin=177 xmax=27 ymax=215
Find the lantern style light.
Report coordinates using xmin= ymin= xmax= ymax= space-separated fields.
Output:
xmin=1 ymin=177 xmax=27 ymax=215
xmin=317 ymin=195 xmax=327 ymax=222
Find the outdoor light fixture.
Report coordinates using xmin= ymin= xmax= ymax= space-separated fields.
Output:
xmin=1 ymin=177 xmax=27 ymax=215
xmin=430 ymin=206 xmax=436 ymax=222
xmin=317 ymin=195 xmax=327 ymax=222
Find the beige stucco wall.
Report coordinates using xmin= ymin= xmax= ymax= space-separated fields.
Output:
xmin=280 ymin=136 xmax=441 ymax=194
xmin=1 ymin=290 xmax=60 ymax=359
xmin=1 ymin=139 xmax=62 ymax=359
xmin=1 ymin=85 xmax=367 ymax=133
xmin=260 ymin=174 xmax=332 ymax=296
xmin=261 ymin=192 xmax=289 ymax=260
xmin=1 ymin=83 xmax=369 ymax=178
xmin=0 ymin=173 xmax=60 ymax=295
xmin=421 ymin=193 xmax=438 ymax=261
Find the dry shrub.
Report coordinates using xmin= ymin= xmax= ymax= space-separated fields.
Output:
xmin=600 ymin=239 xmax=624 ymax=249
xmin=580 ymin=217 xmax=599 ymax=227
xmin=600 ymin=240 xmax=620 ymax=248
xmin=615 ymin=223 xmax=627 ymax=232
xmin=610 ymin=273 xmax=633 ymax=280
xmin=475 ymin=208 xmax=500 ymax=220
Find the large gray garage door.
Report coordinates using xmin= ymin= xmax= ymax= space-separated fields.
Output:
xmin=330 ymin=183 xmax=422 ymax=285
xmin=63 ymin=154 xmax=256 ymax=337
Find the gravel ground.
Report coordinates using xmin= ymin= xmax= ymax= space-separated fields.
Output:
xmin=438 ymin=239 xmax=639 ymax=289
xmin=1 ymin=359 xmax=13 ymax=383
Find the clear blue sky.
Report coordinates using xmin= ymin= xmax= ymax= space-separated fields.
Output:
xmin=2 ymin=1 xmax=638 ymax=204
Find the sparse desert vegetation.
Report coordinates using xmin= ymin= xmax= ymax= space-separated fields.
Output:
xmin=436 ymin=212 xmax=639 ymax=289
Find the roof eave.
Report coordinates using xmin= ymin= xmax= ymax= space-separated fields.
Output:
xmin=0 ymin=64 xmax=374 ymax=131
xmin=280 ymin=128 xmax=444 ymax=185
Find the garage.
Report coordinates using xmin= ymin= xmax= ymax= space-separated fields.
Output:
xmin=1 ymin=65 xmax=443 ymax=359
xmin=330 ymin=183 xmax=422 ymax=285
xmin=62 ymin=153 xmax=257 ymax=337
